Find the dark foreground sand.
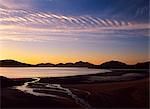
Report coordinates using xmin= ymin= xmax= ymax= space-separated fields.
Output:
xmin=1 ymin=88 xmax=79 ymax=108
xmin=63 ymin=78 xmax=149 ymax=108
xmin=1 ymin=70 xmax=149 ymax=109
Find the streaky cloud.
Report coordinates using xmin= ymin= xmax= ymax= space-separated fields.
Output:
xmin=0 ymin=7 xmax=149 ymax=42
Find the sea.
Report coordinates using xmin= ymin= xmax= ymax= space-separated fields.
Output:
xmin=0 ymin=67 xmax=110 ymax=78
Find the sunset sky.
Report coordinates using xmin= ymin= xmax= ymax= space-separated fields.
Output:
xmin=0 ymin=0 xmax=149 ymax=64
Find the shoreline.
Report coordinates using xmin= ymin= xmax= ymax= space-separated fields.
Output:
xmin=1 ymin=69 xmax=149 ymax=108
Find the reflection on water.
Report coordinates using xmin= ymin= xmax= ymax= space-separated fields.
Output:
xmin=0 ymin=67 xmax=110 ymax=78
xmin=15 ymin=78 xmax=61 ymax=98
xmin=15 ymin=78 xmax=92 ymax=109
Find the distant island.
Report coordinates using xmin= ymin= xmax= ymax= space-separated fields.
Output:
xmin=0 ymin=59 xmax=149 ymax=69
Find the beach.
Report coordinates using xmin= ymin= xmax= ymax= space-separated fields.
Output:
xmin=63 ymin=78 xmax=149 ymax=108
xmin=0 ymin=0 xmax=149 ymax=108
xmin=1 ymin=70 xmax=149 ymax=108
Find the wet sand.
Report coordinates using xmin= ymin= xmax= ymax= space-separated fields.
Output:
xmin=63 ymin=78 xmax=149 ymax=108
xmin=1 ymin=88 xmax=79 ymax=108
xmin=1 ymin=70 xmax=149 ymax=108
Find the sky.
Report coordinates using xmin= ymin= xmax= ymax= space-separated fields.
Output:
xmin=0 ymin=0 xmax=149 ymax=64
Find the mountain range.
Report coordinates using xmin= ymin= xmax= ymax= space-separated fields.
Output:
xmin=0 ymin=59 xmax=149 ymax=69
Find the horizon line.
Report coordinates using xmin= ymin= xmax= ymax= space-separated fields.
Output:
xmin=0 ymin=59 xmax=149 ymax=66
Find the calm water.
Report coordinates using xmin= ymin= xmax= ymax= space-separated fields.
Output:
xmin=0 ymin=67 xmax=110 ymax=78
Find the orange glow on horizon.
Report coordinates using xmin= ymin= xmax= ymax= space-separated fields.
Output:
xmin=0 ymin=53 xmax=148 ymax=65
xmin=0 ymin=37 xmax=148 ymax=65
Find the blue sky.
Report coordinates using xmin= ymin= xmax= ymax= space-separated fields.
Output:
xmin=1 ymin=0 xmax=149 ymax=21
xmin=0 ymin=0 xmax=149 ymax=64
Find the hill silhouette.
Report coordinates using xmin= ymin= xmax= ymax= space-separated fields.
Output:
xmin=55 ymin=61 xmax=94 ymax=67
xmin=100 ymin=60 xmax=128 ymax=69
xmin=36 ymin=63 xmax=54 ymax=67
xmin=0 ymin=60 xmax=32 ymax=67
xmin=134 ymin=62 xmax=150 ymax=69
xmin=0 ymin=59 xmax=149 ymax=69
